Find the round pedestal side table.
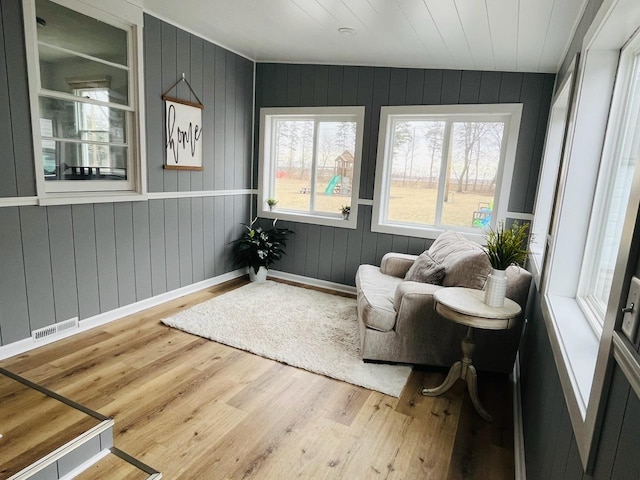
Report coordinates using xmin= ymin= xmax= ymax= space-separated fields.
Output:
xmin=422 ymin=287 xmax=521 ymax=422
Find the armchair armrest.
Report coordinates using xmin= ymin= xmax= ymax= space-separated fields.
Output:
xmin=393 ymin=281 xmax=443 ymax=312
xmin=380 ymin=253 xmax=418 ymax=278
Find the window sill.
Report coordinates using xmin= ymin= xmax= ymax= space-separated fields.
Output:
xmin=542 ymin=294 xmax=600 ymax=418
xmin=258 ymin=208 xmax=357 ymax=229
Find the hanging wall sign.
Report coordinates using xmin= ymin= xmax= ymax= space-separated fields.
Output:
xmin=163 ymin=96 xmax=204 ymax=170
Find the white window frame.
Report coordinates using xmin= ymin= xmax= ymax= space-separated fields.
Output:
xmin=371 ymin=104 xmax=522 ymax=242
xmin=540 ymin=0 xmax=640 ymax=471
xmin=258 ymin=106 xmax=364 ymax=229
xmin=577 ymin=33 xmax=640 ymax=334
xmin=529 ymin=59 xmax=578 ymax=287
xmin=22 ymin=0 xmax=147 ymax=205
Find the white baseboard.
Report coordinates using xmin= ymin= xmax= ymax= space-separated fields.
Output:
xmin=268 ymin=270 xmax=356 ymax=295
xmin=0 ymin=269 xmax=247 ymax=361
xmin=512 ymin=352 xmax=527 ymax=480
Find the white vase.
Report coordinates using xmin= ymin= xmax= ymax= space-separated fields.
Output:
xmin=484 ymin=268 xmax=508 ymax=307
xmin=249 ymin=266 xmax=268 ymax=283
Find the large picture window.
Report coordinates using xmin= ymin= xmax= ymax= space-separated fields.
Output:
xmin=372 ymin=105 xmax=522 ymax=239
xmin=258 ymin=107 xmax=364 ymax=228
xmin=23 ymin=0 xmax=145 ymax=202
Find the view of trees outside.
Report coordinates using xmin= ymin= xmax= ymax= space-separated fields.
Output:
xmin=272 ymin=119 xmax=356 ymax=214
xmin=387 ymin=119 xmax=504 ymax=228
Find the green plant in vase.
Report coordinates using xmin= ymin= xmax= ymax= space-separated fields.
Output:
xmin=483 ymin=222 xmax=529 ymax=307
xmin=231 ymin=218 xmax=293 ymax=282
xmin=266 ymin=198 xmax=278 ymax=211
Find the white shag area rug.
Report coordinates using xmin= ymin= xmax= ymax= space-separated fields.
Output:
xmin=161 ymin=281 xmax=412 ymax=397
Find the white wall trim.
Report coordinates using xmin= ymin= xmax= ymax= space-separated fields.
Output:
xmin=0 ymin=190 xmax=257 ymax=208
xmin=357 ymin=199 xmax=374 ymax=206
xmin=0 ymin=269 xmax=247 ymax=360
xmin=147 ymin=189 xmax=257 ymax=200
xmin=0 ymin=196 xmax=39 ymax=207
xmin=512 ymin=352 xmax=527 ymax=480
xmin=268 ymin=270 xmax=356 ymax=295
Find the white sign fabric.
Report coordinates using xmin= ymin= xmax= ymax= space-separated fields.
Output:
xmin=165 ymin=99 xmax=203 ymax=168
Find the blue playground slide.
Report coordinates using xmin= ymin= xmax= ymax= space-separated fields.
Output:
xmin=324 ymin=175 xmax=341 ymax=194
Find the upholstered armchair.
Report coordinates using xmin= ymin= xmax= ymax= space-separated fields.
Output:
xmin=355 ymin=231 xmax=532 ymax=374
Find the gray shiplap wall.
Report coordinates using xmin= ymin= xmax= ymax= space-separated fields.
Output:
xmin=0 ymin=5 xmax=253 ymax=347
xmin=255 ymin=63 xmax=555 ymax=285
xmin=0 ymin=0 xmax=36 ymax=198
xmin=521 ymin=291 xmax=640 ymax=479
xmin=144 ymin=16 xmax=253 ymax=193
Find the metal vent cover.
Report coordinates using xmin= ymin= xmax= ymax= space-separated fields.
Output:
xmin=32 ymin=317 xmax=79 ymax=341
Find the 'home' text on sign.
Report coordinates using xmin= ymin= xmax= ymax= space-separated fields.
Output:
xmin=164 ymin=98 xmax=203 ymax=169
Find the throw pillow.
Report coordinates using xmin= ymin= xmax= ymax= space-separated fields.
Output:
xmin=404 ymin=251 xmax=445 ymax=285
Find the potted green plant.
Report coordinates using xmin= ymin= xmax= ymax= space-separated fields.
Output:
xmin=483 ymin=222 xmax=529 ymax=307
xmin=231 ymin=218 xmax=293 ymax=282
xmin=340 ymin=205 xmax=351 ymax=220
xmin=266 ymin=198 xmax=278 ymax=211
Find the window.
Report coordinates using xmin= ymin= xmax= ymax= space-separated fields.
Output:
xmin=372 ymin=105 xmax=522 ymax=240
xmin=577 ymin=38 xmax=640 ymax=333
xmin=23 ymin=0 xmax=145 ymax=203
xmin=529 ymin=65 xmax=577 ymax=285
xmin=258 ymin=107 xmax=364 ymax=228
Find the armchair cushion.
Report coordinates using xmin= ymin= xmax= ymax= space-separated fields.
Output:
xmin=404 ymin=252 xmax=445 ymax=284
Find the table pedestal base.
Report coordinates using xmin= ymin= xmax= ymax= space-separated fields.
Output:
xmin=421 ymin=326 xmax=492 ymax=422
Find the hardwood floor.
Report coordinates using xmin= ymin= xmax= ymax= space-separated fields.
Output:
xmin=0 ymin=373 xmax=102 ymax=478
xmin=0 ymin=278 xmax=515 ymax=479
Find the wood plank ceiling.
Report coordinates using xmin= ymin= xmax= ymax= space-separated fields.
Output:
xmin=140 ymin=0 xmax=588 ymax=73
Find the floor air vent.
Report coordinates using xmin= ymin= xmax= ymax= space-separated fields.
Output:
xmin=32 ymin=317 xmax=79 ymax=341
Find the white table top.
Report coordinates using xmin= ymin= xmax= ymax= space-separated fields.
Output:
xmin=433 ymin=287 xmax=521 ymax=330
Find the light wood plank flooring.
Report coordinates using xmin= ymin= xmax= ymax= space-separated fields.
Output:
xmin=0 ymin=278 xmax=514 ymax=479
xmin=0 ymin=373 xmax=101 ymax=478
